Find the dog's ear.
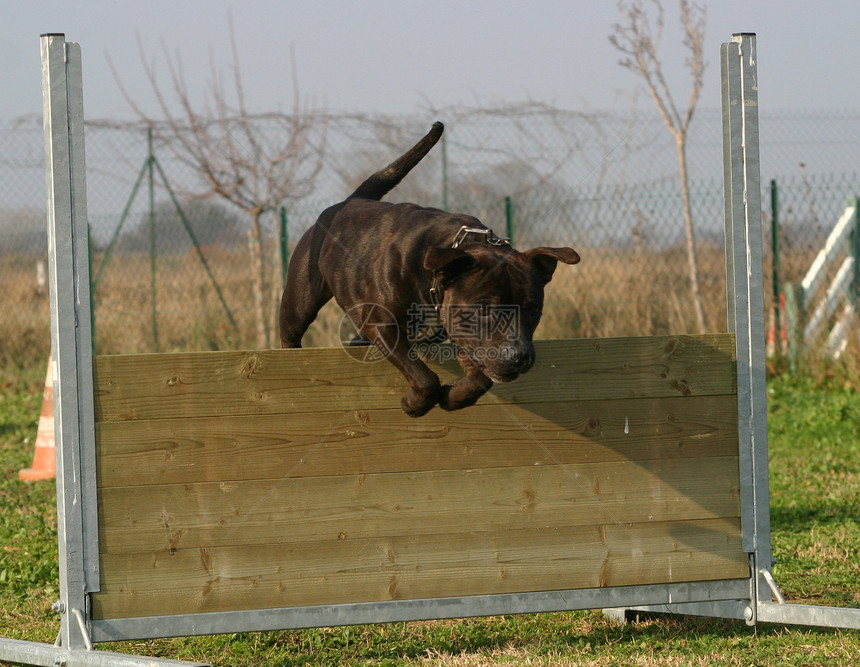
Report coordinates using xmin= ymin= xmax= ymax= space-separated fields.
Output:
xmin=523 ymin=247 xmax=581 ymax=283
xmin=423 ymin=247 xmax=477 ymax=286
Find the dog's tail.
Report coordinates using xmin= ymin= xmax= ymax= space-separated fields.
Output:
xmin=348 ymin=122 xmax=444 ymax=201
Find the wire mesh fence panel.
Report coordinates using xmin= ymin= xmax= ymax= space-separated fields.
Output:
xmin=3 ymin=108 xmax=860 ymax=360
xmin=0 ymin=116 xmax=52 ymax=365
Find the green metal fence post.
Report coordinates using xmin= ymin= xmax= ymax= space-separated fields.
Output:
xmin=147 ymin=127 xmax=159 ymax=352
xmin=505 ymin=196 xmax=514 ymax=247
xmin=92 ymin=156 xmax=148 ymax=290
xmin=279 ymin=206 xmax=290 ymax=287
xmin=150 ymin=157 xmax=239 ymax=333
xmin=771 ymin=179 xmax=782 ymax=356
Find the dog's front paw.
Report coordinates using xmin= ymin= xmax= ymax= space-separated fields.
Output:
xmin=401 ymin=386 xmax=440 ymax=418
xmin=438 ymin=376 xmax=492 ymax=411
xmin=437 ymin=384 xmax=461 ymax=411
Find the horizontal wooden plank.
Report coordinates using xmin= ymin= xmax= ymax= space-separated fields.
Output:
xmin=91 ymin=517 xmax=748 ymax=620
xmin=96 ymin=394 xmax=739 ymax=487
xmin=93 ymin=334 xmax=736 ymax=422
xmin=98 ymin=456 xmax=741 ymax=554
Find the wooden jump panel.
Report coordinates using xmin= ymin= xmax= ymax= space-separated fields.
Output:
xmin=98 ymin=456 xmax=742 ymax=554
xmin=92 ymin=518 xmax=746 ymax=620
xmin=90 ymin=334 xmax=746 ymax=620
xmin=96 ymin=394 xmax=740 ymax=487
xmin=93 ymin=335 xmax=736 ymax=421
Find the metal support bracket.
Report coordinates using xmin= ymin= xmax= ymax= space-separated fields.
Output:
xmin=70 ymin=609 xmax=93 ymax=652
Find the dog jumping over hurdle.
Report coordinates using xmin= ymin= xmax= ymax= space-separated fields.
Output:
xmin=279 ymin=122 xmax=580 ymax=417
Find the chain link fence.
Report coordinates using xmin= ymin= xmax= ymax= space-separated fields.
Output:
xmin=3 ymin=107 xmax=860 ymax=362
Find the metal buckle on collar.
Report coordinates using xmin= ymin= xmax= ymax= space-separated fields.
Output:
xmin=429 ymin=279 xmax=443 ymax=310
xmin=451 ymin=226 xmax=511 ymax=249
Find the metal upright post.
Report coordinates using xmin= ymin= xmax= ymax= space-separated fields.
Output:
xmin=718 ymin=34 xmax=859 ymax=631
xmin=722 ymin=32 xmax=771 ymax=623
xmin=0 ymin=32 xmax=214 ymax=667
xmin=40 ymin=33 xmax=100 ymax=650
xmin=607 ymin=32 xmax=774 ymax=627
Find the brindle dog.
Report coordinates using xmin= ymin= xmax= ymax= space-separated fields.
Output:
xmin=279 ymin=122 xmax=580 ymax=417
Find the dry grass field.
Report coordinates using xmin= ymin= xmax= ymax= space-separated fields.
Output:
xmin=1 ymin=242 xmax=736 ymax=365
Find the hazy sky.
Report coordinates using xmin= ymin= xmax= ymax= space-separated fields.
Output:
xmin=3 ymin=0 xmax=859 ymax=123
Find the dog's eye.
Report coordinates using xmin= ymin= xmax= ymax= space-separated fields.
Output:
xmin=477 ymin=303 xmax=491 ymax=317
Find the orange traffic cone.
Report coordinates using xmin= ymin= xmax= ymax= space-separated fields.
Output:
xmin=19 ymin=359 xmax=56 ymax=481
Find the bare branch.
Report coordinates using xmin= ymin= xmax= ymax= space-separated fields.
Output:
xmin=609 ymin=0 xmax=708 ymax=172
xmin=609 ymin=0 xmax=709 ymax=332
xmin=110 ymin=30 xmax=329 ymax=348
xmin=679 ymin=0 xmax=707 ymax=131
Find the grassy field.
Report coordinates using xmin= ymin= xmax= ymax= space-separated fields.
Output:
xmin=0 ymin=360 xmax=858 ymax=666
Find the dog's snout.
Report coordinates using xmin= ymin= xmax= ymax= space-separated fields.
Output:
xmin=505 ymin=345 xmax=523 ymax=364
xmin=503 ymin=342 xmax=535 ymax=371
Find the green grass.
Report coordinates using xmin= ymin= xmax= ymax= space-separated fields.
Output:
xmin=1 ymin=364 xmax=858 ymax=666
xmin=0 ymin=365 xmax=59 ymax=642
xmin=768 ymin=374 xmax=860 ymax=611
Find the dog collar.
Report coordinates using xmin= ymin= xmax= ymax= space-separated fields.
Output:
xmin=429 ymin=226 xmax=510 ymax=310
xmin=451 ymin=225 xmax=511 ymax=249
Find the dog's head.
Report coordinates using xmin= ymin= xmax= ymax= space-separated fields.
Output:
xmin=423 ymin=244 xmax=580 ymax=383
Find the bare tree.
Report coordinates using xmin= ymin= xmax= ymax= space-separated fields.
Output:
xmin=112 ymin=22 xmax=327 ymax=348
xmin=610 ymin=0 xmax=708 ymax=332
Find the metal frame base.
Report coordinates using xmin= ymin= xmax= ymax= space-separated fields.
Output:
xmin=0 ymin=639 xmax=207 ymax=667
xmin=607 ymin=601 xmax=860 ymax=632
xmin=89 ymin=579 xmax=751 ymax=643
